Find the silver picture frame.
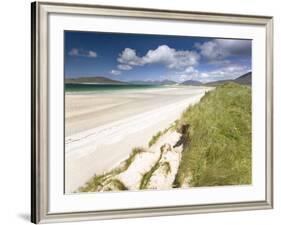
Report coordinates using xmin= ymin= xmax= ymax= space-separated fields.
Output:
xmin=31 ymin=1 xmax=273 ymax=223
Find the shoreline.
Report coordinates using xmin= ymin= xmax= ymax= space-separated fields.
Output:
xmin=65 ymin=86 xmax=213 ymax=193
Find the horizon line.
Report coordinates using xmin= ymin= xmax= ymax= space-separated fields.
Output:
xmin=65 ymin=71 xmax=251 ymax=84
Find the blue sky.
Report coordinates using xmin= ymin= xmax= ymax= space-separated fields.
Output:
xmin=64 ymin=31 xmax=251 ymax=83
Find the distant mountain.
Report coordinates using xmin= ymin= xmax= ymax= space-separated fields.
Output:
xmin=234 ymin=72 xmax=252 ymax=85
xmin=205 ymin=79 xmax=232 ymax=86
xmin=206 ymin=72 xmax=252 ymax=86
xmin=129 ymin=79 xmax=177 ymax=85
xmin=181 ymin=80 xmax=202 ymax=86
xmin=65 ymin=76 xmax=127 ymax=84
xmin=65 ymin=73 xmax=252 ymax=86
xmin=159 ymin=79 xmax=178 ymax=85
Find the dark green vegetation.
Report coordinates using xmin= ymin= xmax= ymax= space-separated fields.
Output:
xmin=175 ymin=83 xmax=252 ymax=187
xmin=78 ymin=147 xmax=144 ymax=192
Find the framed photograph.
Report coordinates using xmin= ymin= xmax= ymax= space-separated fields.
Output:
xmin=31 ymin=1 xmax=273 ymax=223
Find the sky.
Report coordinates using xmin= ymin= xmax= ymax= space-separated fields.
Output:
xmin=64 ymin=31 xmax=252 ymax=83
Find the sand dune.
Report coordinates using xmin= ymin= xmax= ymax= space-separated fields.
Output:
xmin=117 ymin=131 xmax=182 ymax=191
xmin=65 ymin=86 xmax=212 ymax=193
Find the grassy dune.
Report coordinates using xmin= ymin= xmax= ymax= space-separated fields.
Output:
xmin=77 ymin=83 xmax=251 ymax=192
xmin=175 ymin=83 xmax=252 ymax=187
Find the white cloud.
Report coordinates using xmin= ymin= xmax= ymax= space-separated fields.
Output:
xmin=195 ymin=39 xmax=251 ymax=61
xmin=196 ymin=41 xmax=227 ymax=60
xmin=184 ymin=66 xmax=197 ymax=74
xmin=88 ymin=51 xmax=97 ymax=57
xmin=68 ymin=48 xmax=98 ymax=58
xmin=117 ymin=45 xmax=200 ymax=71
xmin=115 ymin=43 xmax=250 ymax=83
xmin=117 ymin=48 xmax=143 ymax=66
xmin=166 ymin=66 xmax=201 ymax=82
xmin=110 ymin=70 xmax=121 ymax=75
xmin=166 ymin=64 xmax=250 ymax=83
xmin=68 ymin=48 xmax=79 ymax=56
xmin=143 ymin=45 xmax=200 ymax=69
xmin=117 ymin=64 xmax=132 ymax=70
xmin=201 ymin=64 xmax=251 ymax=82
xmin=142 ymin=45 xmax=174 ymax=65
xmin=216 ymin=39 xmax=251 ymax=55
xmin=178 ymin=74 xmax=193 ymax=82
xmin=200 ymin=73 xmax=209 ymax=78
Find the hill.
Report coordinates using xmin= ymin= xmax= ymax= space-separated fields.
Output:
xmin=181 ymin=80 xmax=202 ymax=86
xmin=206 ymin=79 xmax=232 ymax=86
xmin=159 ymin=79 xmax=178 ymax=85
xmin=234 ymin=72 xmax=252 ymax=85
xmin=129 ymin=79 xmax=177 ymax=85
xmin=206 ymin=72 xmax=252 ymax=86
xmin=65 ymin=76 xmax=127 ymax=84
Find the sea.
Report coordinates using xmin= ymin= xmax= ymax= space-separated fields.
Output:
xmin=65 ymin=83 xmax=165 ymax=93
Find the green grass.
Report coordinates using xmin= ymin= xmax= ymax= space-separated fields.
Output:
xmin=174 ymin=83 xmax=252 ymax=187
xmin=78 ymin=147 xmax=145 ymax=192
xmin=149 ymin=131 xmax=163 ymax=147
xmin=110 ymin=179 xmax=128 ymax=190
xmin=148 ymin=127 xmax=171 ymax=147
xmin=162 ymin=162 xmax=172 ymax=175
xmin=117 ymin=147 xmax=146 ymax=173
xmin=139 ymin=146 xmax=166 ymax=189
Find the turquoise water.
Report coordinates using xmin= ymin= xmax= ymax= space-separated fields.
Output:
xmin=65 ymin=83 xmax=163 ymax=93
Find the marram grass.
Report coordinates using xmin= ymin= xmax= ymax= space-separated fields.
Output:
xmin=174 ymin=83 xmax=252 ymax=187
xmin=78 ymin=147 xmax=145 ymax=192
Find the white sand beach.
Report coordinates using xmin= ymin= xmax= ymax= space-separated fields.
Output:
xmin=65 ymin=86 xmax=212 ymax=193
